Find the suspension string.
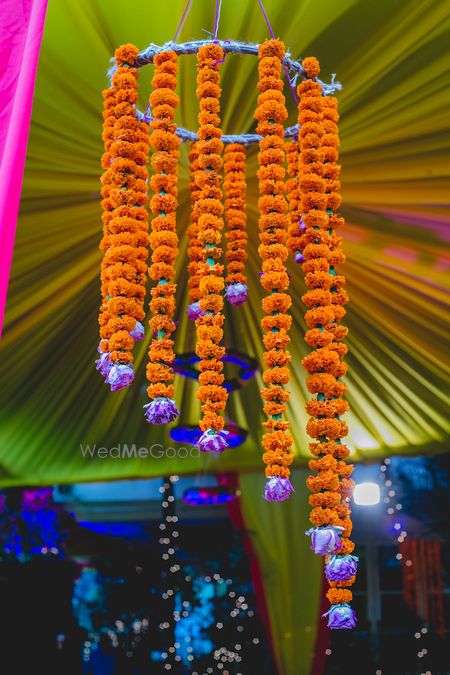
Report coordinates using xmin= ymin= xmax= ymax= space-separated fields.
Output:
xmin=213 ymin=0 xmax=223 ymax=40
xmin=256 ymin=0 xmax=299 ymax=105
xmin=144 ymin=0 xmax=193 ymax=123
xmin=173 ymin=0 xmax=193 ymax=42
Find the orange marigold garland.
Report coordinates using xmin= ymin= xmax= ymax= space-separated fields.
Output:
xmin=255 ymin=39 xmax=294 ymax=501
xmin=144 ymin=51 xmax=181 ymax=424
xmin=299 ymin=57 xmax=357 ymax=630
xmin=186 ymin=143 xmax=205 ymax=321
xmin=97 ymin=44 xmax=150 ymax=391
xmin=223 ymin=143 xmax=248 ymax=306
xmin=97 ymin=84 xmax=117 ymax=365
xmin=194 ymin=43 xmax=229 ymax=453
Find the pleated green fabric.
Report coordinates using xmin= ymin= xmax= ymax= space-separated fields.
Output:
xmin=1 ymin=0 xmax=449 ymax=485
xmin=240 ymin=470 xmax=323 ymax=675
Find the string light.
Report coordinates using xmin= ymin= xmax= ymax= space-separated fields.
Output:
xmin=155 ymin=476 xmax=263 ymax=671
xmin=377 ymin=458 xmax=438 ymax=671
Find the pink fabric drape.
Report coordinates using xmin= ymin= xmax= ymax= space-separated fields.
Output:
xmin=0 ymin=0 xmax=47 ymax=337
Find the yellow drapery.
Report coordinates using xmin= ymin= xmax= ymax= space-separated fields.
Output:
xmin=1 ymin=0 xmax=448 ymax=485
xmin=0 ymin=4 xmax=448 ymax=672
xmin=240 ymin=470 xmax=324 ymax=675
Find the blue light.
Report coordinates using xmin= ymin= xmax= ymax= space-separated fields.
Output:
xmin=182 ymin=487 xmax=237 ymax=506
xmin=173 ymin=350 xmax=259 ymax=390
xmin=170 ymin=423 xmax=247 ymax=448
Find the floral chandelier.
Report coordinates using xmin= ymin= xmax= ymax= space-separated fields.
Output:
xmin=95 ymin=1 xmax=357 ymax=629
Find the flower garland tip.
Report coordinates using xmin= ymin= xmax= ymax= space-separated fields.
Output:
xmin=197 ymin=430 xmax=229 ymax=454
xmin=264 ymin=477 xmax=294 ymax=502
xmin=106 ymin=363 xmax=135 ymax=391
xmin=95 ymin=352 xmax=113 ymax=379
xmin=144 ymin=397 xmax=179 ymax=425
xmin=323 ymin=603 xmax=356 ymax=630
xmin=225 ymin=282 xmax=248 ymax=306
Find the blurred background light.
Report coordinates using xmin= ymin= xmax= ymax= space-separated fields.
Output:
xmin=353 ymin=482 xmax=381 ymax=506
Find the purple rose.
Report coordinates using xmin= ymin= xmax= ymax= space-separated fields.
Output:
xmin=323 ymin=604 xmax=357 ymax=630
xmin=225 ymin=282 xmax=248 ymax=306
xmin=325 ymin=555 xmax=359 ymax=582
xmin=106 ymin=363 xmax=135 ymax=391
xmin=144 ymin=397 xmax=179 ymax=425
xmin=264 ymin=477 xmax=294 ymax=502
xmin=294 ymin=251 xmax=305 ymax=264
xmin=197 ymin=430 xmax=229 ymax=454
xmin=305 ymin=526 xmax=344 ymax=555
xmin=187 ymin=302 xmax=204 ymax=321
xmin=129 ymin=320 xmax=144 ymax=341
xmin=95 ymin=352 xmax=113 ymax=378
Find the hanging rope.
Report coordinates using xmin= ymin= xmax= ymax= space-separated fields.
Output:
xmin=256 ymin=0 xmax=299 ymax=105
xmin=173 ymin=0 xmax=193 ymax=42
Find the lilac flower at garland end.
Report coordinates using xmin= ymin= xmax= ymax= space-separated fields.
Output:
xmin=144 ymin=398 xmax=179 ymax=425
xmin=95 ymin=352 xmax=113 ymax=379
xmin=225 ymin=282 xmax=248 ymax=306
xmin=323 ymin=604 xmax=357 ymax=630
xmin=264 ymin=476 xmax=294 ymax=502
xmin=197 ymin=430 xmax=229 ymax=454
xmin=106 ymin=363 xmax=135 ymax=391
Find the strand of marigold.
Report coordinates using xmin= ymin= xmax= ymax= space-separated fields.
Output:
xmin=223 ymin=143 xmax=248 ymax=307
xmin=186 ymin=143 xmax=204 ymax=320
xmin=298 ymin=57 xmax=356 ymax=630
xmin=255 ymin=39 xmax=294 ymax=502
xmin=97 ymin=44 xmax=150 ymax=391
xmin=98 ymin=56 xmax=137 ymax=358
xmin=98 ymin=84 xmax=118 ymax=348
xmin=321 ymin=93 xmax=356 ymax=605
xmin=194 ymin=43 xmax=229 ymax=454
xmin=144 ymin=51 xmax=180 ymax=425
xmin=285 ymin=140 xmax=304 ymax=262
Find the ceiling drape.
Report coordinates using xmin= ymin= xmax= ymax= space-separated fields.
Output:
xmin=0 ymin=0 xmax=449 ymax=486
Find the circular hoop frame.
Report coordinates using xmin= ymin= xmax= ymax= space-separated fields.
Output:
xmin=110 ymin=39 xmax=342 ymax=146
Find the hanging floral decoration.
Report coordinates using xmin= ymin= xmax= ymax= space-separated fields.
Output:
xmin=97 ymin=43 xmax=150 ymax=391
xmin=254 ymin=38 xmax=294 ymax=502
xmin=297 ymin=57 xmax=356 ymax=628
xmin=145 ymin=50 xmax=181 ymax=425
xmin=223 ymin=143 xmax=248 ymax=306
xmin=193 ymin=43 xmax=229 ymax=454
xmin=97 ymin=35 xmax=353 ymax=627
